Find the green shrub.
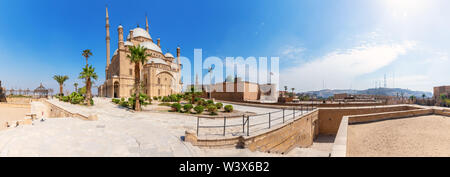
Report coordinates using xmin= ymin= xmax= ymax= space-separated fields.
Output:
xmin=112 ymin=98 xmax=120 ymax=104
xmin=169 ymin=94 xmax=180 ymax=102
xmin=183 ymin=104 xmax=193 ymax=112
xmin=90 ymin=98 xmax=94 ymax=106
xmin=153 ymin=96 xmax=158 ymax=101
xmin=62 ymin=96 xmax=69 ymax=102
xmin=158 ymin=102 xmax=172 ymax=106
xmin=215 ymin=102 xmax=223 ymax=110
xmin=196 ymin=99 xmax=205 ymax=106
xmin=128 ymin=93 xmax=151 ymax=109
xmin=71 ymin=95 xmax=84 ymax=104
xmin=162 ymin=96 xmax=171 ymax=102
xmin=121 ymin=97 xmax=125 ymax=102
xmin=224 ymin=105 xmax=233 ymax=112
xmin=171 ymin=103 xmax=182 ymax=112
xmin=120 ymin=101 xmax=129 ymax=108
xmin=194 ymin=105 xmax=204 ymax=114
xmin=207 ymin=105 xmax=218 ymax=115
xmin=206 ymin=100 xmax=214 ymax=105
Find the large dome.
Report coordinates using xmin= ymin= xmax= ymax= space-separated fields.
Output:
xmin=124 ymin=41 xmax=133 ymax=46
xmin=147 ymin=58 xmax=167 ymax=65
xmin=127 ymin=27 xmax=152 ymax=40
xmin=140 ymin=41 xmax=162 ymax=53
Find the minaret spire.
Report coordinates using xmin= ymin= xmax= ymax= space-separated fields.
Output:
xmin=145 ymin=14 xmax=149 ymax=32
xmin=105 ymin=5 xmax=111 ymax=69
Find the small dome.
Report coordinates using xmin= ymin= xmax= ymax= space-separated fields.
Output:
xmin=113 ymin=49 xmax=118 ymax=56
xmin=124 ymin=41 xmax=133 ymax=46
xmin=140 ymin=41 xmax=162 ymax=53
xmin=127 ymin=27 xmax=152 ymax=40
xmin=164 ymin=53 xmax=174 ymax=58
xmin=147 ymin=58 xmax=167 ymax=65
xmin=118 ymin=25 xmax=123 ymax=29
xmin=171 ymin=63 xmax=179 ymax=69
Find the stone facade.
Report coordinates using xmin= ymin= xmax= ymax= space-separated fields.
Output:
xmin=433 ymin=85 xmax=450 ymax=99
xmin=189 ymin=78 xmax=278 ymax=102
xmin=98 ymin=7 xmax=182 ymax=98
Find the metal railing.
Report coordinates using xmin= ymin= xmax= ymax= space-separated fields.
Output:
xmin=196 ymin=104 xmax=318 ymax=137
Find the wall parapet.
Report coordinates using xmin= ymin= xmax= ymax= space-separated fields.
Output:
xmin=185 ymin=110 xmax=319 ymax=154
xmin=43 ymin=100 xmax=96 ymax=121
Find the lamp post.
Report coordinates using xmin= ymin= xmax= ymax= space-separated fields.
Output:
xmin=208 ymin=65 xmax=215 ymax=100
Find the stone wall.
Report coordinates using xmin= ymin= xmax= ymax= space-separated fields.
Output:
xmin=318 ymin=105 xmax=419 ymax=135
xmin=185 ymin=110 xmax=319 ymax=154
xmin=42 ymin=101 xmax=96 ymax=121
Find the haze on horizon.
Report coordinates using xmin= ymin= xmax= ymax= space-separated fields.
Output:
xmin=0 ymin=0 xmax=449 ymax=94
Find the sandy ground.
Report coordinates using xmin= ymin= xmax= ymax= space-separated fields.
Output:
xmin=0 ymin=105 xmax=30 ymax=124
xmin=348 ymin=115 xmax=450 ymax=157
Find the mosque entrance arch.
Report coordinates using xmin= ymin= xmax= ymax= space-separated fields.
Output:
xmin=113 ymin=81 xmax=119 ymax=98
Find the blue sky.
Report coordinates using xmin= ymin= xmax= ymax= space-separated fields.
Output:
xmin=0 ymin=0 xmax=449 ymax=94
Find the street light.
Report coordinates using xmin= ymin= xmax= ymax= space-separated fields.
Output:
xmin=208 ymin=65 xmax=215 ymax=100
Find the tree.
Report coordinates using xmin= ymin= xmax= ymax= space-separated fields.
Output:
xmin=291 ymin=88 xmax=295 ymax=98
xmin=82 ymin=49 xmax=93 ymax=67
xmin=440 ymin=93 xmax=447 ymax=100
xmin=284 ymin=86 xmax=288 ymax=96
xmin=74 ymin=83 xmax=79 ymax=92
xmin=127 ymin=45 xmax=150 ymax=111
xmin=53 ymin=75 xmax=69 ymax=96
xmin=79 ymin=65 xmax=98 ymax=106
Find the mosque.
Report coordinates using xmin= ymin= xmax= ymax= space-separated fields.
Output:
xmin=98 ymin=7 xmax=183 ymax=98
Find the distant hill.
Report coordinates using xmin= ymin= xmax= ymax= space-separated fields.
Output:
xmin=303 ymin=88 xmax=432 ymax=98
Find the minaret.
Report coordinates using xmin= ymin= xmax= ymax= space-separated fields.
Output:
xmin=105 ymin=6 xmax=111 ymax=69
xmin=118 ymin=25 xmax=124 ymax=49
xmin=146 ymin=15 xmax=149 ymax=32
xmin=177 ymin=46 xmax=181 ymax=66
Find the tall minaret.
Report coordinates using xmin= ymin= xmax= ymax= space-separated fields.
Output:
xmin=177 ymin=46 xmax=181 ymax=66
xmin=105 ymin=6 xmax=111 ymax=69
xmin=145 ymin=15 xmax=149 ymax=32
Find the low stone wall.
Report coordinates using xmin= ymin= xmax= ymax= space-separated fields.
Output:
xmin=318 ymin=105 xmax=420 ymax=135
xmin=185 ymin=110 xmax=319 ymax=154
xmin=330 ymin=107 xmax=436 ymax=157
xmin=348 ymin=109 xmax=433 ymax=124
xmin=43 ymin=100 xmax=96 ymax=121
xmin=434 ymin=108 xmax=450 ymax=116
xmin=217 ymin=100 xmax=385 ymax=109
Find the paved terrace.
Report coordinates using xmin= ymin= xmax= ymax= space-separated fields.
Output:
xmin=0 ymin=98 xmax=329 ymax=157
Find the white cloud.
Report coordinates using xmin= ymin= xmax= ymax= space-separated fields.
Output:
xmin=280 ymin=41 xmax=416 ymax=91
xmin=280 ymin=46 xmax=305 ymax=60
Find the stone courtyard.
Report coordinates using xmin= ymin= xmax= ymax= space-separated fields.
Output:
xmin=0 ymin=98 xmax=331 ymax=157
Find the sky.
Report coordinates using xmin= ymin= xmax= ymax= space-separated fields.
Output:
xmin=0 ymin=0 xmax=449 ymax=94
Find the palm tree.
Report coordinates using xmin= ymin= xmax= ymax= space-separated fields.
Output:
xmin=127 ymin=45 xmax=150 ymax=111
xmin=291 ymin=88 xmax=295 ymax=98
xmin=79 ymin=65 xmax=98 ymax=106
xmin=74 ymin=83 xmax=79 ymax=93
xmin=53 ymin=75 xmax=69 ymax=96
xmin=82 ymin=49 xmax=93 ymax=67
xmin=284 ymin=86 xmax=288 ymax=96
